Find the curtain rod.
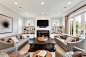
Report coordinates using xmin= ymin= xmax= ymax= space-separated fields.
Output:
xmin=68 ymin=4 xmax=86 ymax=15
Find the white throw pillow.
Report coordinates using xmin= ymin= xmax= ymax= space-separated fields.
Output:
xmin=57 ymin=34 xmax=61 ymax=38
xmin=22 ymin=34 xmax=27 ymax=39
xmin=11 ymin=37 xmax=19 ymax=43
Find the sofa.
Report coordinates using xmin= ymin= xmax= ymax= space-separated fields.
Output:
xmin=54 ymin=34 xmax=84 ymax=52
xmin=55 ymin=46 xmax=86 ymax=57
xmin=1 ymin=46 xmax=30 ymax=57
xmin=0 ymin=34 xmax=29 ymax=51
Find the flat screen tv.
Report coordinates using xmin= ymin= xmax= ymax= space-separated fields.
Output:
xmin=37 ymin=20 xmax=49 ymax=26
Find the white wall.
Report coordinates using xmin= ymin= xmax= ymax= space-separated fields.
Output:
xmin=0 ymin=3 xmax=23 ymax=38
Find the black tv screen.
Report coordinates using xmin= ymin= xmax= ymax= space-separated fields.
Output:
xmin=37 ymin=20 xmax=49 ymax=26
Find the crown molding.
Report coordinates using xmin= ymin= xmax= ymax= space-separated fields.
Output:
xmin=0 ymin=0 xmax=23 ymax=17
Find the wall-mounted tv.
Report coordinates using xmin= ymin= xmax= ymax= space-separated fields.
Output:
xmin=37 ymin=20 xmax=49 ymax=26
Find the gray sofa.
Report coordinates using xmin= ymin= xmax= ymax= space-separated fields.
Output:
xmin=1 ymin=46 xmax=30 ymax=57
xmin=55 ymin=46 xmax=86 ymax=57
xmin=0 ymin=34 xmax=29 ymax=51
xmin=54 ymin=34 xmax=84 ymax=52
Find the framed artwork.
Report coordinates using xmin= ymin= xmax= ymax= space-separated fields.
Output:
xmin=53 ymin=20 xmax=59 ymax=26
xmin=27 ymin=20 xmax=33 ymax=26
xmin=0 ymin=14 xmax=13 ymax=34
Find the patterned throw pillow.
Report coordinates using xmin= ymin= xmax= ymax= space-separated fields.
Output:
xmin=65 ymin=37 xmax=74 ymax=43
xmin=11 ymin=37 xmax=19 ymax=43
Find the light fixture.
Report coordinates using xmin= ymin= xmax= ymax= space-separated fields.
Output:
xmin=26 ymin=13 xmax=27 ymax=14
xmin=58 ymin=13 xmax=60 ymax=14
xmin=15 ymin=2 xmax=18 ymax=4
xmin=68 ymin=2 xmax=71 ymax=4
xmin=42 ymin=13 xmax=44 ymax=14
xmin=41 ymin=2 xmax=44 ymax=5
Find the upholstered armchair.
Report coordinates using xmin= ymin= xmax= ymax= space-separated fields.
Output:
xmin=1 ymin=46 xmax=30 ymax=57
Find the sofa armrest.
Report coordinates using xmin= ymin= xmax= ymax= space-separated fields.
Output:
xmin=0 ymin=40 xmax=14 ymax=50
xmin=55 ymin=51 xmax=65 ymax=57
xmin=23 ymin=52 xmax=30 ymax=57
xmin=73 ymin=46 xmax=86 ymax=52
xmin=1 ymin=46 xmax=16 ymax=54
xmin=67 ymin=39 xmax=84 ymax=51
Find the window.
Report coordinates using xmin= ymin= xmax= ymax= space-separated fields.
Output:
xmin=69 ymin=18 xmax=73 ymax=35
xmin=85 ymin=13 xmax=86 ymax=38
xmin=18 ymin=18 xmax=23 ymax=34
xmin=75 ymin=15 xmax=81 ymax=37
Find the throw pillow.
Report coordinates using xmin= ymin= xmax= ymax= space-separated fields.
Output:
xmin=65 ymin=37 xmax=74 ymax=43
xmin=11 ymin=37 xmax=19 ymax=43
xmin=57 ymin=34 xmax=61 ymax=38
xmin=73 ymin=51 xmax=82 ymax=57
xmin=22 ymin=34 xmax=27 ymax=39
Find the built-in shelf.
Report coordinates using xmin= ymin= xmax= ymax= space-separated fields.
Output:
xmin=51 ymin=26 xmax=63 ymax=34
xmin=23 ymin=26 xmax=35 ymax=34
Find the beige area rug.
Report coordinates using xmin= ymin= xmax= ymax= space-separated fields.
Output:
xmin=19 ymin=44 xmax=65 ymax=57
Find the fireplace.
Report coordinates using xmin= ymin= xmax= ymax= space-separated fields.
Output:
xmin=37 ymin=30 xmax=49 ymax=38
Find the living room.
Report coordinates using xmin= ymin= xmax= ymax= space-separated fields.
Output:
xmin=0 ymin=0 xmax=86 ymax=57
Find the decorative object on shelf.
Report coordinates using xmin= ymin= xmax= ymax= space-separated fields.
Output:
xmin=24 ymin=28 xmax=26 ymax=34
xmin=27 ymin=20 xmax=33 ymax=26
xmin=0 ymin=14 xmax=13 ymax=33
xmin=23 ymin=26 xmax=35 ymax=34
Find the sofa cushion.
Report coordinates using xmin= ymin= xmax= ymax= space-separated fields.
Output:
xmin=63 ymin=35 xmax=67 ymax=40
xmin=3 ymin=38 xmax=9 ymax=42
xmin=72 ymin=37 xmax=79 ymax=41
xmin=56 ymin=38 xmax=67 ymax=47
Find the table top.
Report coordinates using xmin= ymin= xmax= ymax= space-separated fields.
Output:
xmin=33 ymin=50 xmax=52 ymax=57
xmin=28 ymin=38 xmax=56 ymax=44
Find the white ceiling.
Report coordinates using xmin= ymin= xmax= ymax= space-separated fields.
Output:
xmin=0 ymin=0 xmax=83 ymax=17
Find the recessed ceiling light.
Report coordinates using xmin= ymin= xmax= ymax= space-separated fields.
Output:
xmin=42 ymin=13 xmax=44 ymax=14
xmin=19 ymin=7 xmax=22 ymax=8
xmin=58 ymin=13 xmax=60 ymax=14
xmin=64 ymin=6 xmax=67 ymax=8
xmin=41 ymin=2 xmax=44 ymax=5
xmin=15 ymin=2 xmax=18 ymax=4
xmin=26 ymin=13 xmax=27 ymax=14
xmin=68 ymin=2 xmax=71 ymax=4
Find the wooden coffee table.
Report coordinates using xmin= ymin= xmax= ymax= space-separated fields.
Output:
xmin=33 ymin=50 xmax=52 ymax=57
xmin=28 ymin=38 xmax=56 ymax=52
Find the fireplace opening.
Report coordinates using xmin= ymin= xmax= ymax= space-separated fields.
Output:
xmin=37 ymin=30 xmax=49 ymax=38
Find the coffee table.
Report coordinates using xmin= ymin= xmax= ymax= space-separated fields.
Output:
xmin=33 ymin=50 xmax=52 ymax=57
xmin=28 ymin=38 xmax=56 ymax=52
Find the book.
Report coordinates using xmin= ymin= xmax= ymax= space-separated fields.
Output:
xmin=36 ymin=51 xmax=48 ymax=57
